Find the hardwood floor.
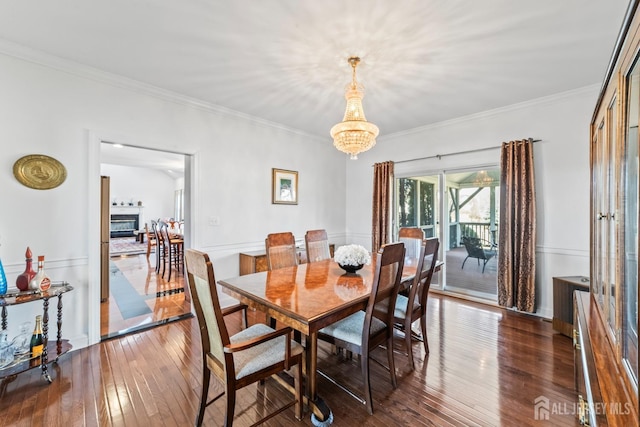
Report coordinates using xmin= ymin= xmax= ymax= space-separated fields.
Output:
xmin=101 ymin=253 xmax=191 ymax=339
xmin=1 ymin=293 xmax=579 ymax=426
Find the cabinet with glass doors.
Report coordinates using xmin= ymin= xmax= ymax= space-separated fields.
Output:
xmin=574 ymin=1 xmax=639 ymax=425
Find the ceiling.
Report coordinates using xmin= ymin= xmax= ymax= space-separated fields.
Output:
xmin=0 ymin=1 xmax=630 ymax=141
xmin=100 ymin=143 xmax=185 ymax=176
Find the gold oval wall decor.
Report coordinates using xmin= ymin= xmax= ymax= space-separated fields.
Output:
xmin=13 ymin=154 xmax=67 ymax=190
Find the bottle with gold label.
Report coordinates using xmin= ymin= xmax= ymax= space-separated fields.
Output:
xmin=29 ymin=256 xmax=51 ymax=291
xmin=30 ymin=315 xmax=44 ymax=358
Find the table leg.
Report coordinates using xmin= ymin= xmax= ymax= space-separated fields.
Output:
xmin=41 ymin=297 xmax=52 ymax=383
xmin=275 ymin=330 xmax=332 ymax=425
xmin=307 ymin=331 xmax=318 ymax=400
xmin=305 ymin=331 xmax=334 ymax=426
xmin=56 ymin=294 xmax=63 ymax=358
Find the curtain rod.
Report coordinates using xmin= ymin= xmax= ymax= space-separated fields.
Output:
xmin=389 ymin=138 xmax=541 ymax=166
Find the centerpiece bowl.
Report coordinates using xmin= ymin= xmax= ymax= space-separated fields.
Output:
xmin=334 ymin=244 xmax=370 ymax=275
xmin=338 ymin=263 xmax=364 ymax=274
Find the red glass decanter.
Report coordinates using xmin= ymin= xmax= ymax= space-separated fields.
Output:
xmin=16 ymin=247 xmax=36 ymax=291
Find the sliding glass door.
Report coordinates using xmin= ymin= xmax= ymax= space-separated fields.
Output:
xmin=395 ymin=167 xmax=500 ymax=300
xmin=396 ymin=174 xmax=442 ymax=289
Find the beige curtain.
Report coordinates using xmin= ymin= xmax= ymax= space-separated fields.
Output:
xmin=498 ymin=139 xmax=536 ymax=312
xmin=372 ymin=161 xmax=394 ymax=253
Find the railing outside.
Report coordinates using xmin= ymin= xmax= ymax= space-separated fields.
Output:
xmin=459 ymin=222 xmax=497 ymax=246
xmin=412 ymin=222 xmax=498 ymax=249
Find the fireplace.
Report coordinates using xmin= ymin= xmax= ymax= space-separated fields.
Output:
xmin=110 ymin=214 xmax=139 ymax=238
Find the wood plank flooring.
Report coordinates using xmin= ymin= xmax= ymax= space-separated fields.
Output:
xmin=101 ymin=254 xmax=191 ymax=339
xmin=2 ymin=294 xmax=579 ymax=426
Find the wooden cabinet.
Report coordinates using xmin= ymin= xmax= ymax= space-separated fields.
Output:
xmin=573 ymin=291 xmax=636 ymax=426
xmin=574 ymin=1 xmax=640 ymax=425
xmin=239 ymin=250 xmax=270 ymax=276
xmin=239 ymin=244 xmax=335 ymax=275
xmin=553 ymin=276 xmax=589 ymax=337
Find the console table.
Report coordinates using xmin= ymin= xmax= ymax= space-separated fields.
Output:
xmin=239 ymin=244 xmax=335 ymax=276
xmin=552 ymin=276 xmax=589 ymax=337
xmin=0 ymin=284 xmax=73 ymax=384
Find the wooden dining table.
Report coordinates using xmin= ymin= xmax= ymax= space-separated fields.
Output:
xmin=217 ymin=257 xmax=421 ymax=423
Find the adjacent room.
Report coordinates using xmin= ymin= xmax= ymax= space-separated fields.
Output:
xmin=0 ymin=1 xmax=637 ymax=426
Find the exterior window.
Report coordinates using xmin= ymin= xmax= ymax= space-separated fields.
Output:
xmin=397 ymin=178 xmax=435 ymax=236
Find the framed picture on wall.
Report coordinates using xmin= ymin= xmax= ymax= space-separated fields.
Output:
xmin=272 ymin=168 xmax=298 ymax=205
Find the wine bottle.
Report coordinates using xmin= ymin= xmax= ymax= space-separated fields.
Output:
xmin=29 ymin=256 xmax=51 ymax=291
xmin=30 ymin=315 xmax=44 ymax=357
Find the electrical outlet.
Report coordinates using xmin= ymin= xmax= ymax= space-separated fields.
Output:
xmin=208 ymin=216 xmax=220 ymax=226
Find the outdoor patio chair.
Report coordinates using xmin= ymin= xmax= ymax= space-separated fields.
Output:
xmin=461 ymin=236 xmax=495 ymax=273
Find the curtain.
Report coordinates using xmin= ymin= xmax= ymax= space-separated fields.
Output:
xmin=498 ymin=139 xmax=536 ymax=312
xmin=372 ymin=161 xmax=394 ymax=253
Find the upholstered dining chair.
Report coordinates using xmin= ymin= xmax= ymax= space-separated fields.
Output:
xmin=393 ymin=237 xmax=439 ymax=369
xmin=265 ymin=232 xmax=298 ymax=271
xmin=398 ymin=227 xmax=424 ymax=260
xmin=304 ymin=229 xmax=331 ymax=262
xmin=184 ymin=249 xmax=303 ymax=426
xmin=317 ymin=242 xmax=405 ymax=415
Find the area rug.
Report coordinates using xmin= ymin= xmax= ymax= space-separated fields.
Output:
xmin=110 ymin=237 xmax=149 ymax=256
xmin=109 ymin=261 xmax=153 ymax=319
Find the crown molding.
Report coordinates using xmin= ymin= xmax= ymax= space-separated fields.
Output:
xmin=380 ymin=84 xmax=601 ymax=141
xmin=0 ymin=38 xmax=326 ymax=142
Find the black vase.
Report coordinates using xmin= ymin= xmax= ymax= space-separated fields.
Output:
xmin=339 ymin=263 xmax=364 ymax=274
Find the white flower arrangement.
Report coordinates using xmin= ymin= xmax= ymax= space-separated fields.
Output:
xmin=333 ymin=244 xmax=371 ymax=266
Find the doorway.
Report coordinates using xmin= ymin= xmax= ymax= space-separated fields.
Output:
xmin=99 ymin=142 xmax=192 ymax=339
xmin=394 ymin=166 xmax=500 ymax=301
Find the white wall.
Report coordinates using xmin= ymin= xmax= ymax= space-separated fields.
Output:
xmin=101 ymin=164 xmax=178 ymax=224
xmin=0 ymin=45 xmax=597 ymax=346
xmin=345 ymin=86 xmax=596 ymax=318
xmin=0 ymin=52 xmax=347 ymax=348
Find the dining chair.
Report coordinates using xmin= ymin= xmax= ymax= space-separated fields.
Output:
xmin=398 ymin=227 xmax=424 ymax=260
xmin=304 ymin=229 xmax=331 ymax=262
xmin=393 ymin=237 xmax=439 ymax=369
xmin=265 ymin=232 xmax=298 ymax=271
xmin=317 ymin=242 xmax=405 ymax=415
xmin=159 ymin=221 xmax=184 ymax=280
xmin=264 ymin=232 xmax=299 ymax=330
xmin=152 ymin=220 xmax=163 ymax=274
xmin=184 ymin=249 xmax=303 ymax=426
xmin=144 ymin=222 xmax=157 ymax=260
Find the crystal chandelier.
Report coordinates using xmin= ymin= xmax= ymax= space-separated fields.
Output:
xmin=330 ymin=57 xmax=379 ymax=160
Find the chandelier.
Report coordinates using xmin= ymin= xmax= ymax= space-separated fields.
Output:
xmin=474 ymin=170 xmax=495 ymax=187
xmin=330 ymin=57 xmax=379 ymax=160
